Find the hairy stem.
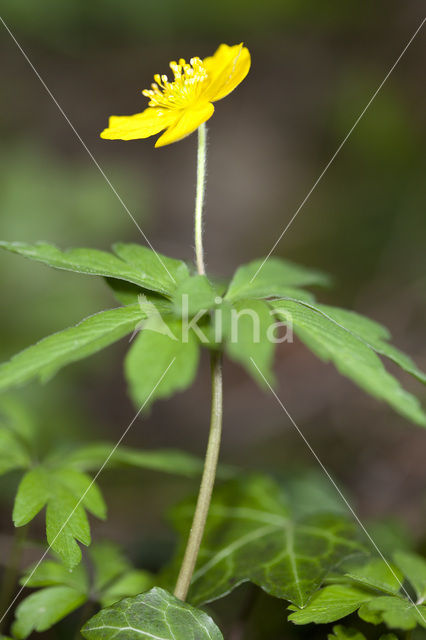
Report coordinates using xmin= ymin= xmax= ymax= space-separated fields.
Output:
xmin=194 ymin=123 xmax=207 ymax=276
xmin=174 ymin=350 xmax=223 ymax=601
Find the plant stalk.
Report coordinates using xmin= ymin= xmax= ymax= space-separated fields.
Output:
xmin=194 ymin=122 xmax=207 ymax=276
xmin=174 ymin=350 xmax=223 ymax=601
xmin=174 ymin=124 xmax=223 ymax=601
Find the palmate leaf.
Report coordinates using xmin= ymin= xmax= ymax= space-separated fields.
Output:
xmin=172 ymin=274 xmax=218 ymax=316
xmin=13 ymin=467 xmax=106 ymax=568
xmin=0 ymin=241 xmax=188 ymax=296
xmin=81 ymin=587 xmax=223 ymax=640
xmin=62 ymin=443 xmax=206 ymax=478
xmin=0 ymin=305 xmax=145 ymax=393
xmin=221 ymin=299 xmax=277 ymax=386
xmin=270 ymin=299 xmax=426 ymax=426
xmin=225 ymin=257 xmax=331 ymax=301
xmin=167 ymin=475 xmax=361 ymax=608
xmin=393 ymin=550 xmax=426 ymax=602
xmin=125 ymin=318 xmax=200 ymax=408
xmin=14 ymin=542 xmax=154 ymax=636
xmin=89 ymin=542 xmax=154 ymax=608
xmin=0 ymin=398 xmax=35 ymax=474
xmin=328 ymin=625 xmax=397 ymax=640
xmin=289 ymin=555 xmax=426 ymax=631
xmin=12 ymin=586 xmax=86 ymax=639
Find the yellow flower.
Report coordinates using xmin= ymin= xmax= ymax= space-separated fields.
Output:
xmin=100 ymin=43 xmax=250 ymax=148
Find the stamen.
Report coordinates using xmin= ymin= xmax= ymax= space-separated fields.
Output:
xmin=142 ymin=55 xmax=209 ymax=109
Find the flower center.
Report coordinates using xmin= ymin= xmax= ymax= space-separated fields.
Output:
xmin=142 ymin=57 xmax=209 ymax=110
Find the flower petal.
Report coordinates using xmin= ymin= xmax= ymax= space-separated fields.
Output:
xmin=203 ymin=43 xmax=251 ymax=102
xmin=100 ymin=108 xmax=179 ymax=141
xmin=155 ymin=102 xmax=215 ymax=147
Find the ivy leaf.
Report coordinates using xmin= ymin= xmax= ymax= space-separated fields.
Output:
xmin=271 ymin=300 xmax=426 ymax=426
xmin=393 ymin=551 xmax=426 ymax=602
xmin=63 ymin=443 xmax=206 ymax=477
xmin=12 ymin=586 xmax=86 ymax=639
xmin=168 ymin=475 xmax=361 ymax=608
xmin=81 ymin=587 xmax=223 ymax=640
xmin=125 ymin=319 xmax=199 ymax=408
xmin=223 ymin=299 xmax=276 ymax=386
xmin=225 ymin=257 xmax=330 ymax=301
xmin=0 ymin=241 xmax=188 ymax=296
xmin=0 ymin=305 xmax=145 ymax=393
xmin=172 ymin=274 xmax=218 ymax=316
xmin=13 ymin=467 xmax=106 ymax=568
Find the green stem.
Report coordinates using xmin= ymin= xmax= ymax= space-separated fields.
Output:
xmin=174 ymin=122 xmax=223 ymax=602
xmin=194 ymin=123 xmax=207 ymax=276
xmin=174 ymin=350 xmax=223 ymax=601
xmin=0 ymin=526 xmax=27 ymax=632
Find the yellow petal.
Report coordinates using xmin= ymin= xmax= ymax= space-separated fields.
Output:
xmin=100 ymin=108 xmax=179 ymax=141
xmin=155 ymin=102 xmax=215 ymax=147
xmin=203 ymin=43 xmax=251 ymax=102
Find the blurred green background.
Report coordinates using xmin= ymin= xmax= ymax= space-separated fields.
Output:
xmin=0 ymin=1 xmax=425 ymax=637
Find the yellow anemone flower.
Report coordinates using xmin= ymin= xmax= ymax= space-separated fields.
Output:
xmin=100 ymin=43 xmax=250 ymax=148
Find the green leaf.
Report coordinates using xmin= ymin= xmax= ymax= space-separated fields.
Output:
xmin=90 ymin=543 xmax=153 ymax=607
xmin=344 ymin=558 xmax=403 ymax=595
xmin=304 ymin=303 xmax=426 ymax=385
xmin=0 ymin=305 xmax=145 ymax=393
xmin=359 ymin=596 xmax=426 ymax=630
xmin=328 ymin=626 xmax=367 ymax=640
xmin=289 ymin=555 xmax=426 ymax=631
xmin=0 ymin=397 xmax=34 ymax=475
xmin=12 ymin=585 xmax=86 ymax=639
xmin=394 ymin=551 xmax=426 ymax=602
xmin=172 ymin=274 xmax=218 ymax=316
xmin=21 ymin=558 xmax=88 ymax=592
xmin=113 ymin=243 xmax=189 ymax=294
xmin=100 ymin=570 xmax=153 ymax=608
xmin=13 ymin=468 xmax=50 ymax=526
xmin=0 ymin=427 xmax=32 ymax=476
xmin=223 ymin=299 xmax=276 ymax=386
xmin=271 ymin=300 xmax=426 ymax=426
xmin=225 ymin=257 xmax=330 ymax=301
xmin=13 ymin=467 xmax=106 ymax=568
xmin=125 ymin=318 xmax=199 ymax=408
xmin=169 ymin=475 xmax=361 ymax=607
xmin=0 ymin=241 xmax=188 ymax=296
xmin=90 ymin=542 xmax=131 ymax=593
xmin=289 ymin=584 xmax=373 ymax=624
xmin=64 ymin=443 xmax=205 ymax=477
xmin=327 ymin=625 xmax=398 ymax=640
xmin=81 ymin=587 xmax=223 ymax=640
